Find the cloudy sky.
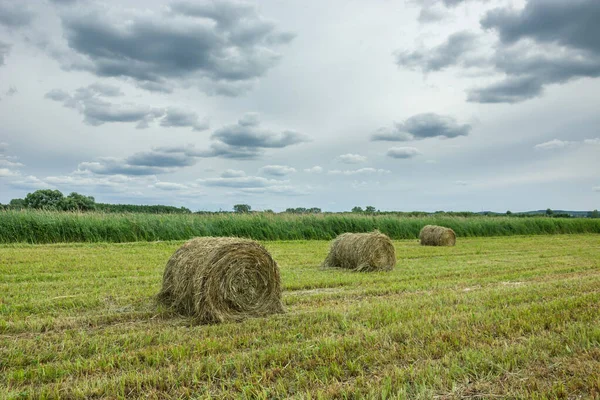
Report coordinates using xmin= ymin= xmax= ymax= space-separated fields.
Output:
xmin=0 ymin=0 xmax=599 ymax=212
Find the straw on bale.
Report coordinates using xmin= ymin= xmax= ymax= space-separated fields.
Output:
xmin=419 ymin=225 xmax=456 ymax=246
xmin=157 ymin=237 xmax=284 ymax=323
xmin=321 ymin=231 xmax=396 ymax=272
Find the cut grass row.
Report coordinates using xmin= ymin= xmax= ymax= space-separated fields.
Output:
xmin=1 ymin=209 xmax=599 ymax=243
xmin=1 ymin=235 xmax=599 ymax=398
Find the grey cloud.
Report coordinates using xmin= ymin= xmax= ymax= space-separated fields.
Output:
xmin=0 ymin=159 xmax=24 ymax=168
xmin=482 ymin=0 xmax=600 ymax=54
xmin=0 ymin=1 xmax=34 ymax=28
xmin=0 ymin=41 xmax=10 ymax=66
xmin=78 ymin=158 xmax=169 ymax=176
xmin=372 ymin=113 xmax=471 ymax=141
xmin=126 ymin=150 xmax=197 ymax=168
xmin=199 ymin=176 xmax=285 ymax=189
xmin=469 ymin=0 xmax=600 ymax=103
xmin=239 ymin=185 xmax=308 ymax=196
xmin=337 ymin=154 xmax=367 ymax=164
xmin=160 ymin=107 xmax=209 ymax=131
xmin=468 ymin=75 xmax=544 ymax=103
xmin=468 ymin=46 xmax=600 ymax=103
xmin=212 ymin=114 xmax=309 ymax=148
xmin=386 ymin=147 xmax=421 ymax=159
xmin=6 ymin=86 xmax=17 ymax=96
xmin=45 ymin=85 xmax=208 ymax=130
xmin=396 ymin=31 xmax=479 ymax=72
xmin=59 ymin=1 xmax=294 ymax=96
xmin=152 ymin=182 xmax=190 ymax=191
xmin=260 ymin=165 xmax=296 ymax=176
xmin=418 ymin=7 xmax=448 ymax=24
xmin=220 ymin=169 xmax=246 ymax=178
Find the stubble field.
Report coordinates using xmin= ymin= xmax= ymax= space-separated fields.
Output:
xmin=1 ymin=235 xmax=599 ymax=399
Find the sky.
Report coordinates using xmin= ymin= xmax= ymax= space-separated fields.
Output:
xmin=0 ymin=0 xmax=599 ymax=212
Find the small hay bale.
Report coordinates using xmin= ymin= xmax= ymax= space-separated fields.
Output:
xmin=419 ymin=225 xmax=456 ymax=246
xmin=321 ymin=231 xmax=396 ymax=272
xmin=157 ymin=237 xmax=284 ymax=323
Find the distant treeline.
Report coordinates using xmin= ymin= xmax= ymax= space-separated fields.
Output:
xmin=95 ymin=204 xmax=192 ymax=214
xmin=1 ymin=210 xmax=599 ymax=244
xmin=2 ymin=189 xmax=599 ymax=218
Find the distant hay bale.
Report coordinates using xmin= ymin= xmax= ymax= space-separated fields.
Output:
xmin=419 ymin=225 xmax=456 ymax=246
xmin=157 ymin=237 xmax=284 ymax=323
xmin=321 ymin=231 xmax=396 ymax=272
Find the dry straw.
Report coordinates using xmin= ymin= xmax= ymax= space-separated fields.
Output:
xmin=157 ymin=237 xmax=284 ymax=323
xmin=321 ymin=231 xmax=396 ymax=272
xmin=419 ymin=225 xmax=456 ymax=246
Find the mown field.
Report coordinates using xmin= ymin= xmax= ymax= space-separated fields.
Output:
xmin=1 ymin=210 xmax=600 ymax=243
xmin=1 ymin=235 xmax=599 ymax=399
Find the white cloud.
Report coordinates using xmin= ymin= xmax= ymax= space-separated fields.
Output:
xmin=534 ymin=138 xmax=600 ymax=150
xmin=337 ymin=153 xmax=367 ymax=164
xmin=328 ymin=168 xmax=391 ymax=176
xmin=0 ymin=168 xmax=20 ymax=177
xmin=304 ymin=166 xmax=323 ymax=174
xmin=455 ymin=180 xmax=469 ymax=186
xmin=534 ymin=139 xmax=573 ymax=150
xmin=593 ymin=186 xmax=600 ymax=192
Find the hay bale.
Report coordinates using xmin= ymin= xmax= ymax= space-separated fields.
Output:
xmin=157 ymin=237 xmax=284 ymax=323
xmin=321 ymin=231 xmax=396 ymax=272
xmin=419 ymin=225 xmax=456 ymax=246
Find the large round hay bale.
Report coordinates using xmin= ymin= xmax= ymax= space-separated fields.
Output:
xmin=157 ymin=237 xmax=284 ymax=323
xmin=419 ymin=225 xmax=456 ymax=246
xmin=321 ymin=231 xmax=396 ymax=272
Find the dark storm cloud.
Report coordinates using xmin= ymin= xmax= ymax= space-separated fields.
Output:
xmin=45 ymin=84 xmax=208 ymax=130
xmin=59 ymin=0 xmax=294 ymax=95
xmin=372 ymin=113 xmax=471 ymax=142
xmin=396 ymin=31 xmax=478 ymax=72
xmin=0 ymin=1 xmax=34 ymax=28
xmin=211 ymin=114 xmax=309 ymax=148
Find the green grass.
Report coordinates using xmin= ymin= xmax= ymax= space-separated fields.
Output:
xmin=1 ymin=210 xmax=600 ymax=243
xmin=1 ymin=235 xmax=599 ymax=398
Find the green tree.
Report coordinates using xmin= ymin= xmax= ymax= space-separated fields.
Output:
xmin=9 ymin=198 xmax=26 ymax=209
xmin=588 ymin=209 xmax=599 ymax=218
xmin=60 ymin=192 xmax=96 ymax=211
xmin=506 ymin=210 xmax=512 ymax=216
xmin=365 ymin=206 xmax=376 ymax=214
xmin=23 ymin=189 xmax=64 ymax=210
xmin=233 ymin=204 xmax=251 ymax=213
xmin=546 ymin=208 xmax=554 ymax=216
xmin=351 ymin=206 xmax=363 ymax=213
